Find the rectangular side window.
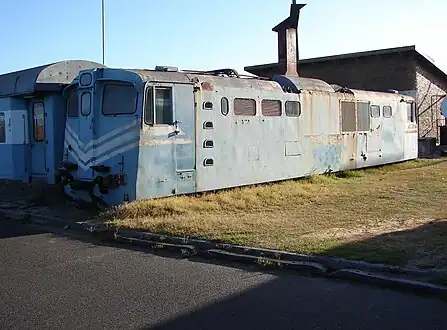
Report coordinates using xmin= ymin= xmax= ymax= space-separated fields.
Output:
xmin=33 ymin=102 xmax=45 ymax=141
xmin=383 ymin=106 xmax=392 ymax=118
xmin=144 ymin=87 xmax=173 ymax=125
xmin=357 ymin=101 xmax=371 ymax=131
xmin=261 ymin=99 xmax=282 ymax=116
xmin=67 ymin=89 xmax=79 ymax=118
xmin=234 ymin=98 xmax=256 ymax=116
xmin=102 ymin=83 xmax=137 ymax=115
xmin=408 ymin=102 xmax=416 ymax=122
xmin=144 ymin=87 xmax=154 ymax=125
xmin=285 ymin=101 xmax=301 ymax=117
xmin=341 ymin=101 xmax=356 ymax=132
xmin=370 ymin=105 xmax=380 ymax=118
xmin=0 ymin=113 xmax=5 ymax=143
xmin=155 ymin=88 xmax=173 ymax=124
xmin=81 ymin=92 xmax=92 ymax=116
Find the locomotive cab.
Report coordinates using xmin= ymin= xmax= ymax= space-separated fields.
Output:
xmin=58 ymin=68 xmax=142 ymax=208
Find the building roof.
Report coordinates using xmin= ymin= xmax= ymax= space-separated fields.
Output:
xmin=245 ymin=45 xmax=447 ymax=87
xmin=0 ymin=60 xmax=105 ymax=98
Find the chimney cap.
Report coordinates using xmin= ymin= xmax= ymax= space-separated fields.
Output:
xmin=272 ymin=2 xmax=306 ymax=32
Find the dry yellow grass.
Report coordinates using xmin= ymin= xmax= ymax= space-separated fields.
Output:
xmin=99 ymin=158 xmax=447 ymax=270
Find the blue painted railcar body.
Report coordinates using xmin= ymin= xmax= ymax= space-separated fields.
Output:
xmin=57 ymin=67 xmax=418 ymax=207
xmin=0 ymin=61 xmax=104 ymax=184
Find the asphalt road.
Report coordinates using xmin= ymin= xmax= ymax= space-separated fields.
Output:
xmin=0 ymin=218 xmax=446 ymax=330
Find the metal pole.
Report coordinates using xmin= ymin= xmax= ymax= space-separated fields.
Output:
xmin=102 ymin=0 xmax=105 ymax=65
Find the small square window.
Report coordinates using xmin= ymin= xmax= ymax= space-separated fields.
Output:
xmin=383 ymin=106 xmax=392 ymax=118
xmin=285 ymin=101 xmax=301 ymax=117
xmin=370 ymin=105 xmax=380 ymax=118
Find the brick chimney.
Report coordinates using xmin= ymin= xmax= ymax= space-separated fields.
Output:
xmin=272 ymin=1 xmax=306 ymax=76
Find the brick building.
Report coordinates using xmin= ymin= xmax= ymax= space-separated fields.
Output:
xmin=245 ymin=45 xmax=447 ymax=143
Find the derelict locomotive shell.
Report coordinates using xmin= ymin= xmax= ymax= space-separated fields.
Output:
xmin=57 ymin=66 xmax=418 ymax=207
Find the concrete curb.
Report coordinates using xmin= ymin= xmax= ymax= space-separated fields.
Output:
xmin=2 ymin=209 xmax=447 ymax=297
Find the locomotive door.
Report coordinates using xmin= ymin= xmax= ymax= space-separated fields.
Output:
xmin=172 ymin=83 xmax=196 ymax=194
xmin=29 ymin=100 xmax=48 ymax=181
xmin=367 ymin=104 xmax=383 ymax=160
xmin=143 ymin=82 xmax=196 ymax=198
xmin=78 ymin=90 xmax=94 ymax=180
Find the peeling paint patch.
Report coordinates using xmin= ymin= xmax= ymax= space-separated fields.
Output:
xmin=139 ymin=138 xmax=192 ymax=147
xmin=312 ymin=144 xmax=342 ymax=172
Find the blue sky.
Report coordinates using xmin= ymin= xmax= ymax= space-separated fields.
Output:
xmin=1 ymin=0 xmax=446 ymax=76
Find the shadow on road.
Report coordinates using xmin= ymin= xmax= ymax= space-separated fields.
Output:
xmin=0 ymin=217 xmax=48 ymax=239
xmin=322 ymin=220 xmax=447 ymax=269
xmin=1 ymin=217 xmax=447 ymax=330
xmin=143 ymin=280 xmax=447 ymax=330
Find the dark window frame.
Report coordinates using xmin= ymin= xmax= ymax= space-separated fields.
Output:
xmin=80 ymin=92 xmax=92 ymax=117
xmin=408 ymin=102 xmax=417 ymax=122
xmin=221 ymin=97 xmax=229 ymax=116
xmin=370 ymin=105 xmax=381 ymax=118
xmin=101 ymin=82 xmax=138 ymax=116
xmin=203 ymin=101 xmax=213 ymax=110
xmin=340 ymin=100 xmax=357 ymax=132
xmin=67 ymin=88 xmax=79 ymax=118
xmin=144 ymin=85 xmax=174 ymax=126
xmin=32 ymin=102 xmax=45 ymax=142
xmin=0 ymin=112 xmax=5 ymax=143
xmin=357 ymin=101 xmax=371 ymax=131
xmin=383 ymin=105 xmax=393 ymax=118
xmin=285 ymin=101 xmax=301 ymax=117
xmin=234 ymin=98 xmax=256 ymax=116
xmin=261 ymin=99 xmax=282 ymax=116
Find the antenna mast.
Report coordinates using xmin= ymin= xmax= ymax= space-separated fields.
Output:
xmin=101 ymin=0 xmax=105 ymax=65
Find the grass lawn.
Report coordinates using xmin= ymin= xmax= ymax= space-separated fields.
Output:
xmin=98 ymin=158 xmax=447 ymax=271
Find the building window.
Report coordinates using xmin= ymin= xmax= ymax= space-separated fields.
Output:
xmin=0 ymin=112 xmax=5 ymax=143
xmin=102 ymin=83 xmax=137 ymax=115
xmin=341 ymin=101 xmax=356 ymax=132
xmin=33 ymin=102 xmax=45 ymax=141
xmin=144 ymin=87 xmax=174 ymax=125
xmin=408 ymin=102 xmax=417 ymax=122
xmin=261 ymin=99 xmax=282 ymax=116
xmin=285 ymin=101 xmax=301 ymax=117
xmin=370 ymin=105 xmax=380 ymax=118
xmin=221 ymin=97 xmax=229 ymax=116
xmin=81 ymin=92 xmax=92 ymax=116
xmin=234 ymin=98 xmax=256 ymax=116
xmin=67 ymin=89 xmax=79 ymax=118
xmin=357 ymin=101 xmax=371 ymax=131
xmin=383 ymin=106 xmax=393 ymax=118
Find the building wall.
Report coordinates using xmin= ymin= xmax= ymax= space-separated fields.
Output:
xmin=298 ymin=53 xmax=417 ymax=92
xmin=415 ymin=67 xmax=447 ymax=141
